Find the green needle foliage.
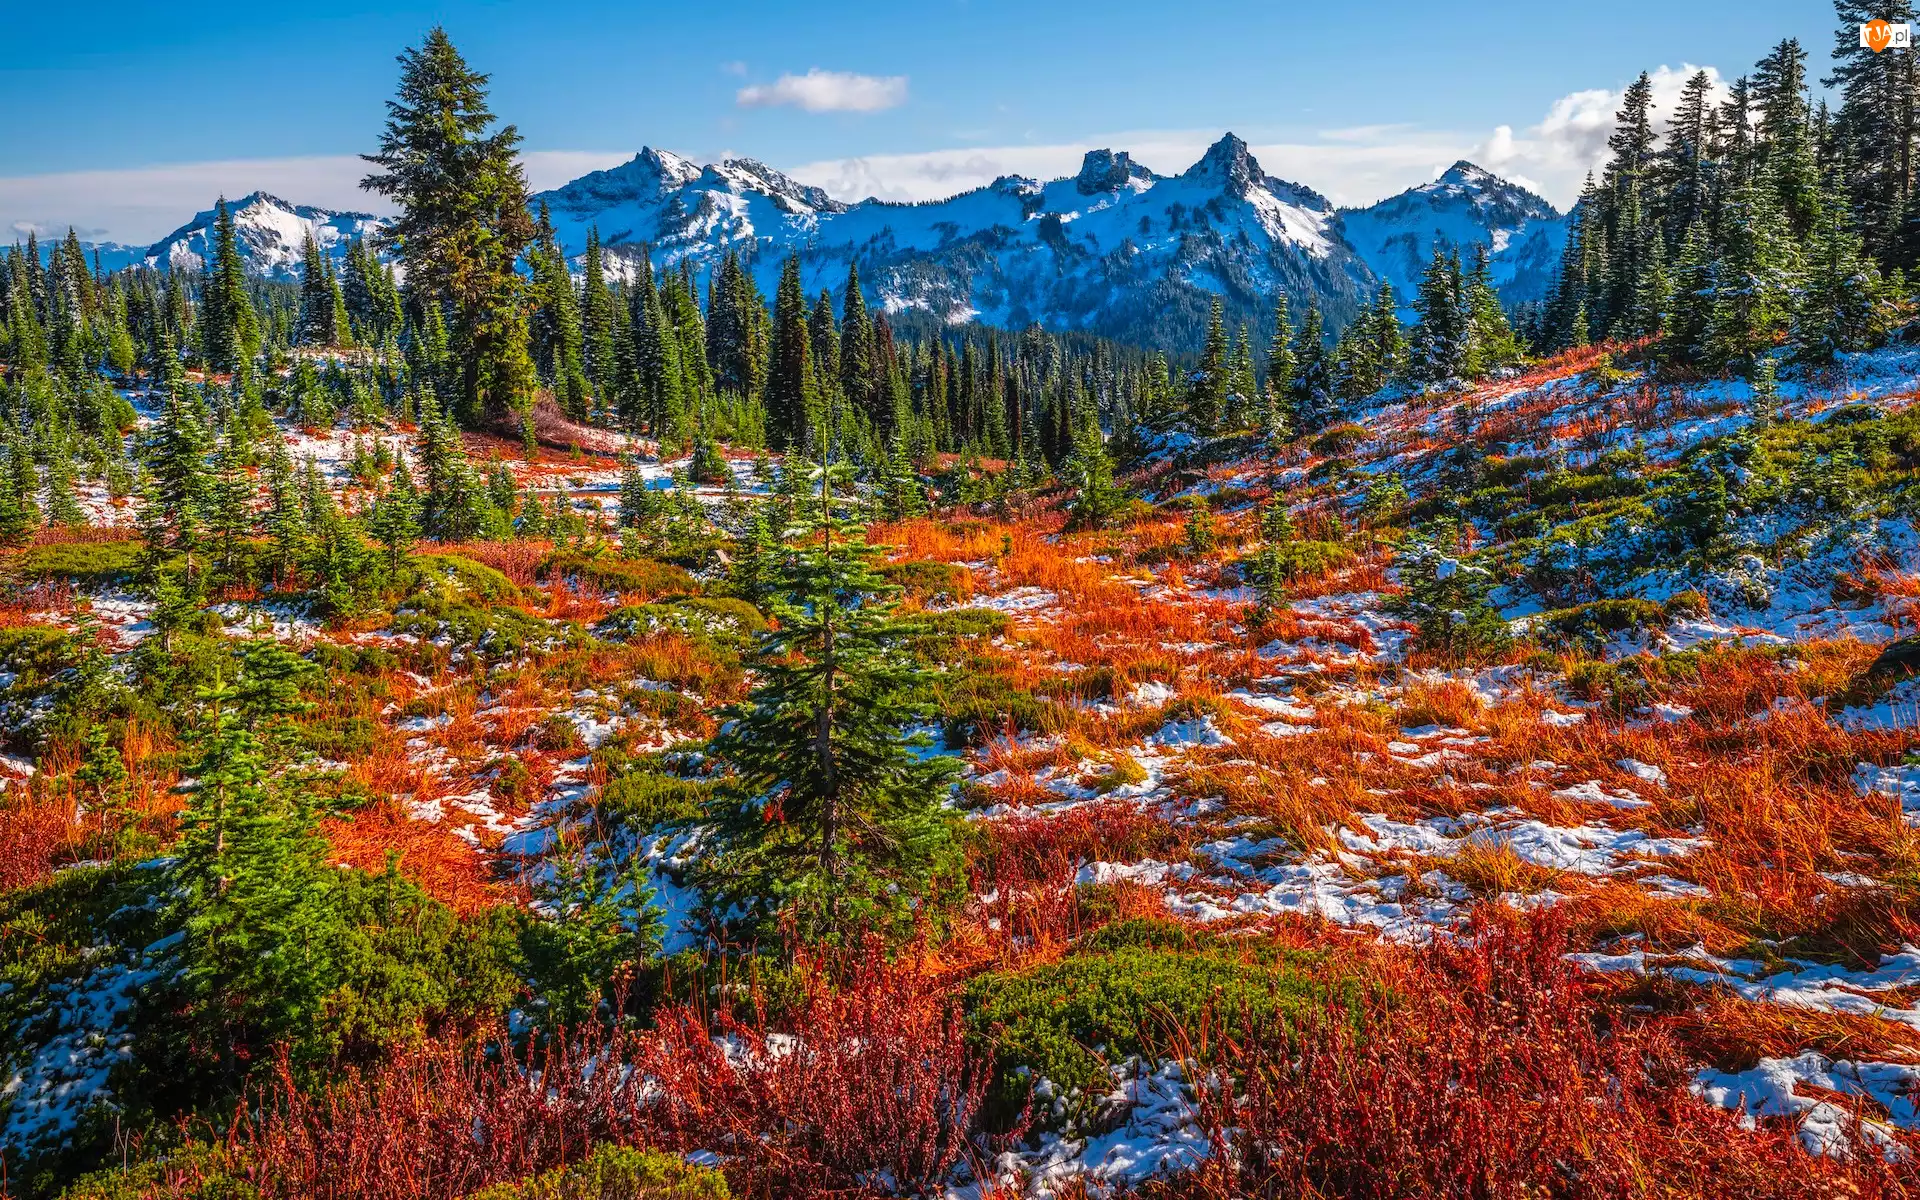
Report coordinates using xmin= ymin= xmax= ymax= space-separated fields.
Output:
xmin=700 ymin=459 xmax=962 ymax=946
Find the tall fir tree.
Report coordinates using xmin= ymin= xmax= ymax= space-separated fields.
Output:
xmin=699 ymin=461 xmax=960 ymax=942
xmin=361 ymin=28 xmax=537 ymax=426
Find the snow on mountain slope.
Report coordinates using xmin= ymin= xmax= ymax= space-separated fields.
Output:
xmin=1339 ymin=161 xmax=1568 ymax=314
xmin=105 ymin=145 xmax=1568 ymax=350
xmin=533 ymin=133 xmax=1380 ymax=351
xmin=141 ymin=191 xmax=389 ymax=281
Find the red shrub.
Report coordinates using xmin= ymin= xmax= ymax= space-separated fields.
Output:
xmin=143 ymin=952 xmax=991 ymax=1199
xmin=224 ymin=1036 xmax=628 ymax=1200
xmin=630 ymin=952 xmax=994 ymax=1197
xmin=1168 ymin=909 xmax=1920 ymax=1200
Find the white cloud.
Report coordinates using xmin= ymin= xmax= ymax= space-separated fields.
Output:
xmin=1478 ymin=64 xmax=1727 ymax=198
xmin=736 ymin=69 xmax=908 ymax=114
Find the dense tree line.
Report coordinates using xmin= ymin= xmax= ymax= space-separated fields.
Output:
xmin=1528 ymin=19 xmax=1919 ymax=372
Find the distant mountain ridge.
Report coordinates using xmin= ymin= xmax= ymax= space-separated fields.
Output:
xmin=1337 ymin=161 xmax=1568 ymax=315
xmin=73 ymin=138 xmax=1568 ymax=351
xmin=533 ymin=133 xmax=1381 ymax=350
xmin=139 ymin=191 xmax=388 ymax=281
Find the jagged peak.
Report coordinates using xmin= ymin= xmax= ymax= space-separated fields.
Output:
xmin=709 ymin=158 xmax=845 ymax=213
xmin=1345 ymin=161 xmax=1559 ymax=221
xmin=1074 ymin=148 xmax=1155 ymax=195
xmin=1181 ymin=132 xmax=1263 ymax=191
xmin=635 ymin=146 xmax=701 ymax=186
xmin=545 ymin=147 xmax=701 ymax=210
xmin=1435 ymin=160 xmax=1498 ymax=188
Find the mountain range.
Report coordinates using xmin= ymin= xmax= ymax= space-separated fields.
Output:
xmin=89 ymin=134 xmax=1569 ymax=351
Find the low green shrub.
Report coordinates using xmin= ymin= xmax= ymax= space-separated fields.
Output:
xmin=934 ymin=672 xmax=1071 ymax=745
xmin=879 ymin=559 xmax=971 ymax=604
xmin=461 ymin=1144 xmax=730 ymax=1200
xmin=908 ymin=608 xmax=1009 ymax=663
xmin=410 ymin=554 xmax=522 ymax=606
xmin=1533 ymin=598 xmax=1667 ymax=654
xmin=1563 ymin=659 xmax=1655 ymax=716
xmin=4 ymin=540 xmax=144 ymax=587
xmin=962 ymin=929 xmax=1342 ymax=1124
xmin=1663 ymin=589 xmax=1711 ymax=620
xmin=595 ymin=598 xmax=766 ymax=647
xmin=600 ymin=769 xmax=714 ymax=833
xmin=392 ymin=600 xmax=569 ymax=660
xmin=1242 ymin=539 xmax=1354 ymax=582
xmin=55 ymin=1143 xmax=256 ymax=1200
xmin=543 ymin=552 xmax=696 ymax=601
xmin=1309 ymin=423 xmax=1370 ymax=457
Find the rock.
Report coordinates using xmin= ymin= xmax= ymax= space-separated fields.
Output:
xmin=1868 ymin=637 xmax=1920 ymax=682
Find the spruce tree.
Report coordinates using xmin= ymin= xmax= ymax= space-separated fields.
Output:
xmin=174 ymin=671 xmax=338 ymax=1068
xmin=581 ymin=228 xmax=620 ymax=414
xmin=296 ymin=234 xmax=334 ymax=346
xmin=1290 ymin=303 xmax=1334 ymax=431
xmin=1188 ymin=297 xmax=1230 ymax=434
xmin=1793 ymin=185 xmax=1888 ymax=363
xmin=1263 ymin=294 xmax=1296 ymax=443
xmin=1410 ymin=247 xmax=1469 ymax=384
xmin=202 ymin=199 xmax=261 ymax=374
xmin=361 ymin=28 xmax=536 ymax=426
xmin=700 ymin=461 xmax=961 ymax=942
xmin=368 ymin=459 xmax=422 ymax=574
xmin=1707 ymin=164 xmax=1801 ymax=370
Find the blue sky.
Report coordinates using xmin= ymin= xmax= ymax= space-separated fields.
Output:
xmin=0 ymin=0 xmax=1846 ymax=242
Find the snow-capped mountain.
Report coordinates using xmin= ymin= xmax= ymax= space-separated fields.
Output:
xmin=1338 ymin=162 xmax=1568 ymax=314
xmin=141 ymin=191 xmax=389 ymax=281
xmin=96 ymin=144 xmax=1567 ymax=350
xmin=533 ymin=133 xmax=1380 ymax=350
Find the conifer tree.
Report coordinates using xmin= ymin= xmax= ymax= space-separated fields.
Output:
xmin=1410 ymin=247 xmax=1470 ymax=384
xmin=1707 ymin=164 xmax=1802 ymax=370
xmin=174 ymin=671 xmax=338 ymax=1066
xmin=362 ymin=28 xmax=537 ymax=427
xmin=1390 ymin=520 xmax=1511 ymax=660
xmin=1664 ymin=220 xmax=1717 ymax=365
xmin=1290 ymin=303 xmax=1334 ymax=431
xmin=1793 ymin=186 xmax=1888 ymax=363
xmin=75 ymin=723 xmax=129 ymax=829
xmin=145 ymin=383 xmax=213 ymax=576
xmin=1463 ymin=247 xmax=1521 ymax=374
xmin=518 ymin=833 xmax=661 ymax=1028
xmin=0 ymin=445 xmax=38 ymax=547
xmin=1188 ymin=297 xmax=1230 ymax=433
xmin=368 ymin=459 xmax=421 ymax=573
xmin=207 ymin=424 xmax=255 ymax=578
xmin=700 ymin=460 xmax=960 ymax=941
xmin=1827 ymin=0 xmax=1919 ymax=265
xmin=296 ymin=234 xmax=335 ymax=346
xmin=202 ymin=200 xmax=261 ymax=373
xmin=580 ymin=228 xmax=620 ymax=413
xmin=1263 ymin=294 xmax=1296 ymax=443
xmin=43 ymin=449 xmax=84 ymax=529
xmin=1065 ymin=399 xmax=1126 ymax=528
xmin=262 ymin=444 xmax=305 ymax=585
xmin=839 ymin=262 xmax=876 ymax=424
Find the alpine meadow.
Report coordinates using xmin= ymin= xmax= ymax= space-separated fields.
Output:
xmin=10 ymin=4 xmax=1920 ymax=1197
